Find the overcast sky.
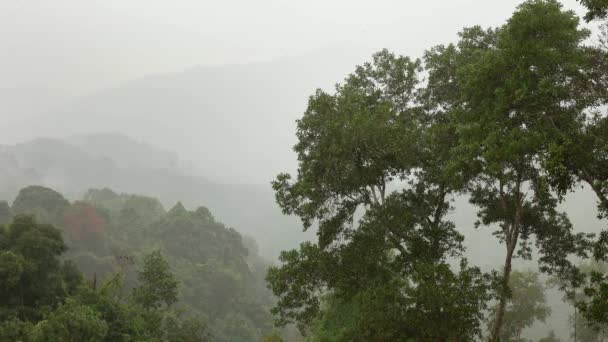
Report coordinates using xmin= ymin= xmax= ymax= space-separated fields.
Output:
xmin=1 ymin=0 xmax=592 ymax=118
xmin=0 ymin=0 xmax=599 ymax=184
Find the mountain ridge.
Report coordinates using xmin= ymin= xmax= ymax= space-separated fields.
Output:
xmin=1 ymin=44 xmax=372 ymax=184
xmin=0 ymin=134 xmax=313 ymax=260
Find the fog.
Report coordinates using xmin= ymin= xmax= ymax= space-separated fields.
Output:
xmin=0 ymin=0 xmax=593 ymax=184
xmin=1 ymin=1 xmax=606 ymax=341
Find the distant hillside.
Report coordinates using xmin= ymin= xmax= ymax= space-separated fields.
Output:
xmin=3 ymin=45 xmax=371 ymax=185
xmin=0 ymin=134 xmax=313 ymax=260
xmin=1 ymin=138 xmax=604 ymax=340
xmin=2 ymin=185 xmax=277 ymax=341
xmin=68 ymin=133 xmax=180 ymax=171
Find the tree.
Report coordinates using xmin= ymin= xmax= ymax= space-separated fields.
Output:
xmin=0 ymin=215 xmax=78 ymax=321
xmin=268 ymin=49 xmax=491 ymax=340
xmin=539 ymin=2 xmax=608 ymax=330
xmin=563 ymin=114 xmax=608 ymax=313
xmin=63 ymin=201 xmax=107 ymax=254
xmin=30 ymin=299 xmax=109 ymax=342
xmin=12 ymin=185 xmax=70 ymax=225
xmin=69 ymin=251 xmax=210 ymax=342
xmin=0 ymin=201 xmax=13 ymax=226
xmin=132 ymin=250 xmax=178 ymax=310
xmin=0 ymin=215 xmax=83 ymax=340
xmin=147 ymin=201 xmax=259 ymax=325
xmin=571 ymin=262 xmax=608 ymax=337
xmin=163 ymin=310 xmax=212 ymax=342
xmin=0 ymin=318 xmax=34 ymax=342
xmin=574 ymin=314 xmax=608 ymax=342
xmin=548 ymin=261 xmax=608 ymax=342
xmin=488 ymin=270 xmax=551 ymax=341
xmin=0 ymin=250 xmax=25 ymax=293
xmin=63 ymin=202 xmax=106 ymax=241
xmin=84 ymin=188 xmax=166 ymax=244
xmin=579 ymin=0 xmax=608 ymax=21
xmin=72 ymin=280 xmax=152 ymax=341
xmin=0 ymin=186 xmax=262 ymax=341
xmin=82 ymin=187 xmax=275 ymax=340
xmin=425 ymin=1 xmax=597 ymax=338
xmin=300 ymin=260 xmax=489 ymax=341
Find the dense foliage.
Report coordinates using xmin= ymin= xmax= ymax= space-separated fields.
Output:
xmin=268 ymin=47 xmax=492 ymax=340
xmin=1 ymin=186 xmax=276 ymax=341
xmin=0 ymin=214 xmax=211 ymax=341
xmin=4 ymin=1 xmax=608 ymax=341
xmin=268 ymin=0 xmax=608 ymax=340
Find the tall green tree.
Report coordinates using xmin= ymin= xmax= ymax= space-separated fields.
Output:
xmin=425 ymin=1 xmax=597 ymax=338
xmin=0 ymin=215 xmax=79 ymax=322
xmin=12 ymin=185 xmax=70 ymax=226
xmin=539 ymin=1 xmax=608 ymax=330
xmin=30 ymin=299 xmax=109 ymax=342
xmin=132 ymin=250 xmax=178 ymax=310
xmin=268 ymin=49 xmax=490 ymax=340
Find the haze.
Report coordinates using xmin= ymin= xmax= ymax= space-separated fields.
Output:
xmin=1 ymin=1 xmax=607 ymax=340
xmin=0 ymin=0 xmax=592 ymax=184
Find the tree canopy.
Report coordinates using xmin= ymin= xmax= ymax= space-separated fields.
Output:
xmin=3 ymin=0 xmax=608 ymax=340
xmin=268 ymin=1 xmax=608 ymax=340
xmin=268 ymin=48 xmax=492 ymax=340
xmin=1 ymin=186 xmax=276 ymax=341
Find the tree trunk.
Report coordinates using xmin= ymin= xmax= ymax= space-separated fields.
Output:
xmin=491 ymin=176 xmax=523 ymax=342
xmin=490 ymin=241 xmax=515 ymax=342
xmin=574 ymin=305 xmax=577 ymax=342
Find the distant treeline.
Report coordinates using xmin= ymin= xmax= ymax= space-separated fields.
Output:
xmin=0 ymin=185 xmax=278 ymax=341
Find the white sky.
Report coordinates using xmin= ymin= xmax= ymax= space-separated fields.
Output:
xmin=0 ymin=0 xmax=599 ymax=186
xmin=0 ymin=0 xmax=591 ymax=119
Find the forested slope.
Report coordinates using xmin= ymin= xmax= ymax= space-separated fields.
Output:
xmin=0 ymin=134 xmax=312 ymax=260
xmin=1 ymin=185 xmax=276 ymax=341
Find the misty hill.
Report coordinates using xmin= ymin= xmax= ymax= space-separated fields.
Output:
xmin=7 ymin=45 xmax=372 ymax=185
xmin=68 ymin=133 xmax=181 ymax=171
xmin=2 ymin=184 xmax=276 ymax=340
xmin=0 ymin=134 xmax=313 ymax=260
xmin=1 ymin=132 xmax=603 ymax=267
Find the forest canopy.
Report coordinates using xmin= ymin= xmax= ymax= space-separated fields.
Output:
xmin=0 ymin=185 xmax=276 ymax=341
xmin=267 ymin=0 xmax=608 ymax=340
xmin=3 ymin=0 xmax=608 ymax=341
